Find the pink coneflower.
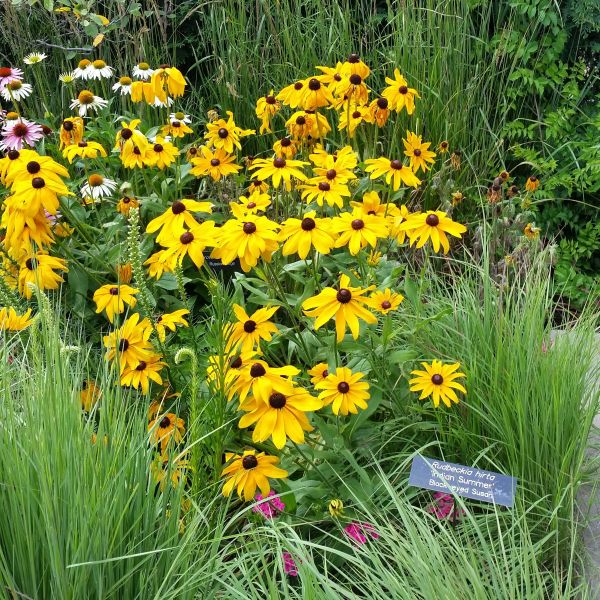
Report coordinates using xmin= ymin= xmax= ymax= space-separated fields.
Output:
xmin=0 ymin=66 xmax=23 ymax=89
xmin=427 ymin=492 xmax=465 ymax=522
xmin=343 ymin=521 xmax=380 ymax=545
xmin=282 ymin=552 xmax=299 ymax=576
xmin=252 ymin=490 xmax=285 ymax=518
xmin=0 ymin=118 xmax=43 ymax=151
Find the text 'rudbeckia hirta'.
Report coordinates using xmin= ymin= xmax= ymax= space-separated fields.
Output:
xmin=408 ymin=360 xmax=466 ymax=408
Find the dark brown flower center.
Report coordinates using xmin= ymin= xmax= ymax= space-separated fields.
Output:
xmin=301 ymin=217 xmax=316 ymax=231
xmin=243 ymin=320 xmax=256 ymax=333
xmin=266 ymin=95 xmax=276 ymax=104
xmin=62 ymin=120 xmax=74 ymax=131
xmin=154 ymin=143 xmax=163 ymax=152
xmin=326 ymin=169 xmax=337 ymax=180
xmin=210 ymin=158 xmax=220 ymax=167
xmin=133 ymin=147 xmax=141 ymax=155
xmin=246 ymin=202 xmax=256 ymax=209
xmin=26 ymin=161 xmax=40 ymax=174
xmin=109 ymin=287 xmax=119 ymax=295
xmin=243 ymin=222 xmax=257 ymax=234
xmin=352 ymin=111 xmax=361 ymax=119
xmin=390 ymin=159 xmax=402 ymax=170
xmin=294 ymin=82 xmax=303 ymax=90
xmin=7 ymin=150 xmax=19 ymax=160
xmin=31 ymin=177 xmax=45 ymax=189
xmin=425 ymin=214 xmax=440 ymax=227
xmin=318 ymin=181 xmax=330 ymax=192
xmin=348 ymin=53 xmax=359 ymax=63
xmin=280 ymin=137 xmax=291 ymax=147
xmin=171 ymin=200 xmax=186 ymax=214
xmin=351 ymin=219 xmax=364 ymax=230
xmin=121 ymin=127 xmax=133 ymax=140
xmin=337 ymin=381 xmax=350 ymax=393
xmin=13 ymin=123 xmax=28 ymax=137
xmin=242 ymin=455 xmax=258 ymax=469
xmin=118 ymin=338 xmax=129 ymax=351
xmin=269 ymin=392 xmax=287 ymax=409
xmin=399 ymin=85 xmax=408 ymax=94
xmin=308 ymin=78 xmax=321 ymax=91
xmin=336 ymin=288 xmax=352 ymax=303
xmin=381 ymin=300 xmax=392 ymax=309
xmin=218 ymin=127 xmax=228 ymax=139
xmin=250 ymin=363 xmax=266 ymax=378
xmin=180 ymin=231 xmax=194 ymax=244
xmin=78 ymin=141 xmax=88 ymax=147
xmin=229 ymin=356 xmax=242 ymax=369
xmin=295 ymin=116 xmax=306 ymax=125
xmin=413 ymin=149 xmax=421 ymax=156
xmin=530 ymin=176 xmax=537 ymax=182
xmin=159 ymin=416 xmax=171 ymax=428
xmin=322 ymin=369 xmax=328 ymax=378
xmin=349 ymin=74 xmax=362 ymax=85
xmin=25 ymin=258 xmax=35 ymax=270
xmin=377 ymin=97 xmax=388 ymax=109
xmin=136 ymin=361 xmax=147 ymax=371
xmin=273 ymin=157 xmax=286 ymax=168
xmin=431 ymin=374 xmax=444 ymax=385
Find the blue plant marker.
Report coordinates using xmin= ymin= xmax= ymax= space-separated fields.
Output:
xmin=409 ymin=455 xmax=517 ymax=508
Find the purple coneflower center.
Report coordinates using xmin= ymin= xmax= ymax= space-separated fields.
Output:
xmin=13 ymin=123 xmax=28 ymax=137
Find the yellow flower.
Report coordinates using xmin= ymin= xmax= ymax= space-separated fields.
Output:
xmin=334 ymin=75 xmax=369 ymax=106
xmin=285 ymin=110 xmax=315 ymax=139
xmin=524 ymin=223 xmax=541 ymax=240
xmin=315 ymin=366 xmax=370 ymax=416
xmin=438 ymin=140 xmax=449 ymax=154
xmin=62 ymin=140 xmax=106 ymax=163
xmin=115 ymin=119 xmax=148 ymax=152
xmin=310 ymin=145 xmax=357 ymax=174
xmin=403 ymin=131 xmax=436 ymax=173
xmin=255 ymin=90 xmax=280 ymax=134
xmin=230 ymin=191 xmax=271 ymax=218
xmin=162 ymin=120 xmax=193 ymax=138
xmin=221 ymin=450 xmax=288 ymax=501
xmin=525 ymin=175 xmax=540 ymax=192
xmin=300 ymin=77 xmax=334 ymax=110
xmin=330 ymin=210 xmax=389 ymax=255
xmin=273 ymin=136 xmax=298 ymax=159
xmin=388 ymin=204 xmax=412 ymax=244
xmin=398 ymin=210 xmax=467 ymax=254
xmin=116 ymin=263 xmax=132 ymax=283
xmin=247 ymin=178 xmax=269 ymax=194
xmin=0 ymin=148 xmax=38 ymax=185
xmin=93 ymin=284 xmax=139 ymax=323
xmin=146 ymin=199 xmax=213 ymax=245
xmin=161 ymin=220 xmax=217 ymax=270
xmin=276 ymin=79 xmax=307 ymax=108
xmin=302 ymin=274 xmax=377 ymax=342
xmin=238 ymin=381 xmax=322 ymax=449
xmin=151 ymin=453 xmax=190 ymax=491
xmin=279 ymin=211 xmax=336 ymax=259
xmin=340 ymin=53 xmax=371 ymax=79
xmin=148 ymin=412 xmax=185 ymax=452
xmin=190 ymin=146 xmax=242 ymax=181
xmin=145 ymin=138 xmax=180 ymax=169
xmin=351 ymin=190 xmax=399 ymax=220
xmin=211 ymin=214 xmax=280 ymax=273
xmin=59 ymin=117 xmax=84 ymax=149
xmin=364 ymin=157 xmax=421 ymax=190
xmin=307 ymin=363 xmax=330 ymax=385
xmin=144 ymin=250 xmax=174 ymax=279
xmin=231 ymin=359 xmax=300 ymax=403
xmin=328 ymin=498 xmax=344 ymax=517
xmin=248 ymin=156 xmax=308 ymax=190
xmin=299 ymin=178 xmax=350 ymax=208
xmin=409 ymin=360 xmax=466 ymax=408
xmin=80 ymin=380 xmax=101 ymax=412
xmin=451 ymin=192 xmax=464 ymax=206
xmin=18 ymin=253 xmax=68 ymax=299
xmin=204 ymin=111 xmax=254 ymax=153
xmin=226 ymin=304 xmax=279 ymax=352
xmin=368 ymin=97 xmax=390 ymax=127
xmin=116 ymin=196 xmax=140 ymax=216
xmin=155 ymin=309 xmax=190 ymax=342
xmin=382 ymin=69 xmax=420 ymax=114
xmin=370 ymin=289 xmax=403 ymax=314
xmin=103 ymin=313 xmax=154 ymax=370
xmin=0 ymin=306 xmax=34 ymax=331
xmin=150 ymin=65 xmax=186 ymax=98
xmin=121 ymin=353 xmax=166 ymax=394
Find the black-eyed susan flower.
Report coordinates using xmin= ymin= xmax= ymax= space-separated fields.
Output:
xmin=0 ymin=306 xmax=34 ymax=331
xmin=148 ymin=411 xmax=185 ymax=452
xmin=116 ymin=195 xmax=140 ymax=216
xmin=120 ymin=143 xmax=148 ymax=169
xmin=338 ymin=104 xmax=369 ymax=137
xmin=226 ymin=304 xmax=279 ymax=352
xmin=151 ymin=453 xmax=189 ymax=491
xmin=273 ymin=136 xmax=298 ymax=159
xmin=370 ymin=289 xmax=403 ymax=314
xmin=238 ymin=381 xmax=322 ymax=448
xmin=144 ymin=250 xmax=173 ymax=280
xmin=398 ymin=210 xmax=467 ymax=254
xmin=221 ymin=449 xmax=288 ymax=501
xmin=5 ymin=152 xmax=69 ymax=187
xmin=525 ymin=175 xmax=540 ymax=192
xmin=204 ymin=111 xmax=254 ymax=153
xmin=230 ymin=191 xmax=271 ymax=218
xmin=146 ymin=199 xmax=213 ymax=244
xmin=315 ymin=366 xmax=370 ymax=416
xmin=279 ymin=211 xmax=336 ymax=259
xmin=341 ymin=53 xmax=371 ymax=79
xmin=351 ymin=190 xmax=400 ymax=220
xmin=190 ymin=146 xmax=241 ymax=181
xmin=59 ymin=117 xmax=85 ymax=149
xmin=248 ymin=156 xmax=308 ymax=190
xmin=403 ymin=131 xmax=436 ymax=173
xmin=121 ymin=353 xmax=166 ymax=394
xmin=18 ymin=253 xmax=68 ymax=298
xmin=364 ymin=157 xmax=421 ymax=190
xmin=211 ymin=214 xmax=280 ymax=272
xmin=62 ymin=140 xmax=107 ymax=163
xmin=302 ymin=274 xmax=376 ymax=342
xmin=69 ymin=89 xmax=108 ymax=116
xmin=315 ymin=62 xmax=344 ymax=86
xmin=368 ymin=97 xmax=391 ymax=127
xmin=408 ymin=360 xmax=466 ymax=408
xmin=161 ymin=220 xmax=217 ymax=270
xmin=93 ymin=284 xmax=139 ymax=323
xmin=308 ymin=363 xmax=330 ymax=385
xmin=130 ymin=80 xmax=160 ymax=104
xmin=162 ymin=120 xmax=193 ymax=138
xmin=231 ymin=359 xmax=300 ymax=403
xmin=155 ymin=309 xmax=189 ymax=342
xmin=145 ymin=137 xmax=179 ymax=169
xmin=206 ymin=350 xmax=258 ymax=394
xmin=150 ymin=65 xmax=187 ymax=98
xmin=388 ymin=205 xmax=412 ymax=244
xmin=300 ymin=77 xmax=334 ymax=110
xmin=331 ymin=210 xmax=389 ymax=255
xmin=382 ymin=69 xmax=420 ymax=114
xmin=248 ymin=178 xmax=269 ymax=194
xmin=334 ymin=73 xmax=369 ymax=105
xmin=80 ymin=380 xmax=101 ymax=412
xmin=255 ymin=90 xmax=281 ymax=134
xmin=524 ymin=223 xmax=541 ymax=239
xmin=299 ymin=178 xmax=350 ymax=208
xmin=310 ymin=145 xmax=358 ymax=179
xmin=276 ymin=79 xmax=307 ymax=109
xmin=0 ymin=148 xmax=38 ymax=184
xmin=103 ymin=312 xmax=154 ymax=370
xmin=114 ymin=119 xmax=147 ymax=152
xmin=285 ymin=110 xmax=315 ymax=139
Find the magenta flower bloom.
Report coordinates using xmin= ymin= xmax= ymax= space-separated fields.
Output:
xmin=0 ymin=66 xmax=23 ymax=89
xmin=252 ymin=490 xmax=285 ymax=518
xmin=282 ymin=552 xmax=299 ymax=576
xmin=0 ymin=118 xmax=44 ymax=151
xmin=343 ymin=521 xmax=380 ymax=545
xmin=427 ymin=492 xmax=465 ymax=522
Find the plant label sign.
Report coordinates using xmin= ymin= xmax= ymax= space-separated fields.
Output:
xmin=409 ymin=455 xmax=517 ymax=507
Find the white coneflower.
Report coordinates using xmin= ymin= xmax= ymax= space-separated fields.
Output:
xmin=23 ymin=52 xmax=47 ymax=65
xmin=73 ymin=59 xmax=92 ymax=79
xmin=112 ymin=76 xmax=133 ymax=95
xmin=132 ymin=62 xmax=153 ymax=80
xmin=169 ymin=111 xmax=192 ymax=124
xmin=1 ymin=80 xmax=33 ymax=102
xmin=153 ymin=96 xmax=174 ymax=108
xmin=70 ymin=90 xmax=108 ymax=116
xmin=59 ymin=71 xmax=76 ymax=84
xmin=86 ymin=59 xmax=114 ymax=80
xmin=81 ymin=173 xmax=117 ymax=199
